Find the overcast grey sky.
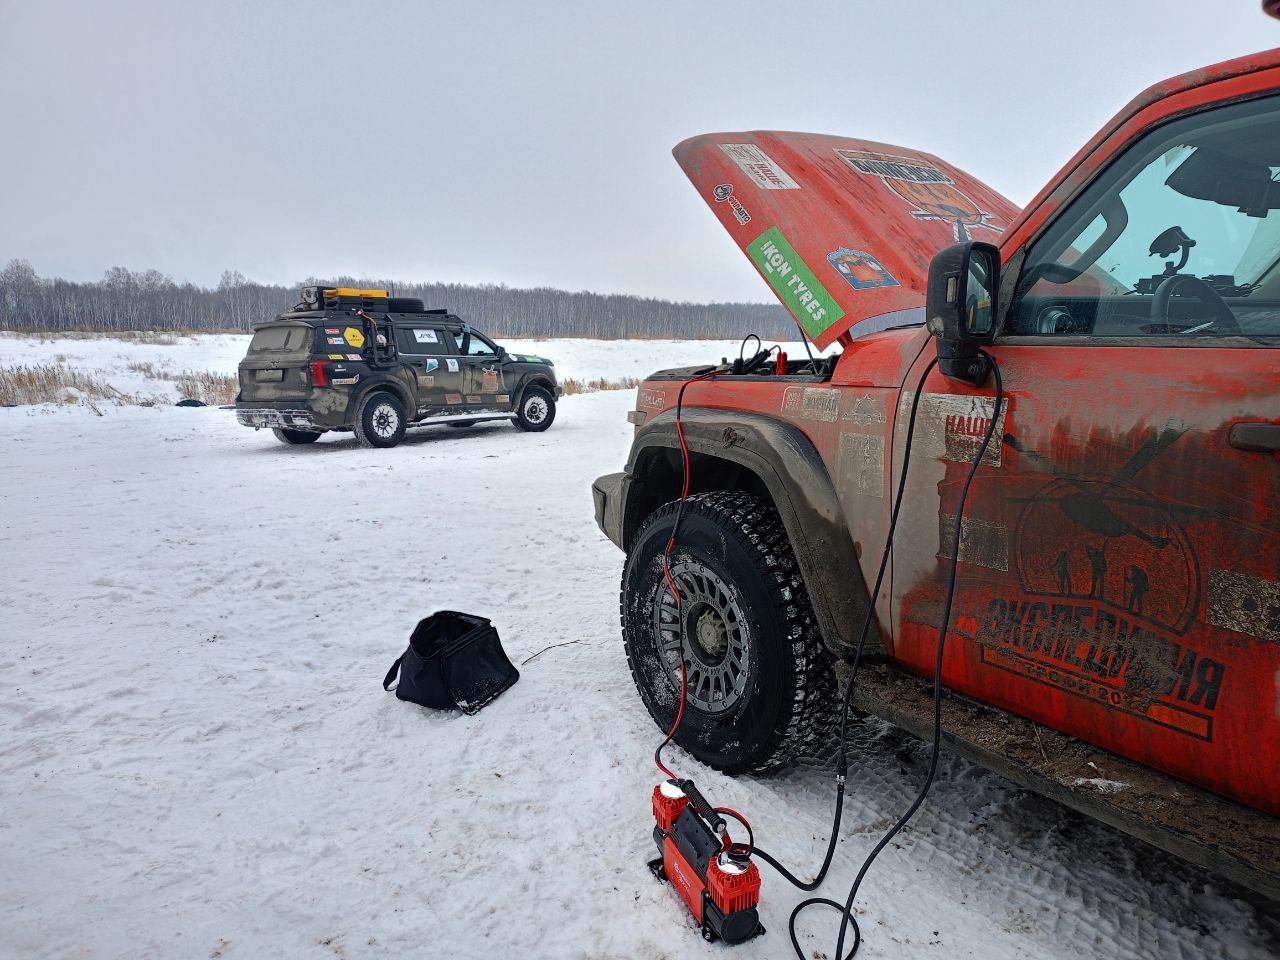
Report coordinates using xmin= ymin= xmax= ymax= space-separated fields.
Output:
xmin=0 ymin=1 xmax=1274 ymax=302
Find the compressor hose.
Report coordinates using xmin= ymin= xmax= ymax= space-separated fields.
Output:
xmin=753 ymin=350 xmax=1003 ymax=960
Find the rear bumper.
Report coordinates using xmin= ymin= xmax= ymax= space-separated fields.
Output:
xmin=592 ymin=472 xmax=625 ymax=549
xmin=235 ymin=405 xmax=320 ymax=431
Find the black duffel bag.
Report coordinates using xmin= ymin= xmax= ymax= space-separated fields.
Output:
xmin=383 ymin=611 xmax=519 ymax=715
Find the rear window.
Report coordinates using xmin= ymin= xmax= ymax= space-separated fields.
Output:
xmin=249 ymin=325 xmax=311 ymax=352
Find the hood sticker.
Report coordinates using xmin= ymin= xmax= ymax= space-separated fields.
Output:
xmin=828 ymin=247 xmax=899 ymax=291
xmin=748 ymin=227 xmax=844 ymax=338
xmin=719 ymin=143 xmax=799 ymax=190
xmin=712 ymin=183 xmax=751 ymax=225
xmin=836 ymin=148 xmax=999 ymax=242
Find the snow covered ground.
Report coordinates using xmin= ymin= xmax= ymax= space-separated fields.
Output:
xmin=2 ymin=341 xmax=1278 ymax=960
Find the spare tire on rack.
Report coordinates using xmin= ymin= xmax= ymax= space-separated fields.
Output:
xmin=387 ymin=297 xmax=425 ymax=313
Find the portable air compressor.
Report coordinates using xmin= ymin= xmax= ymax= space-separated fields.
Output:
xmin=648 ymin=780 xmax=764 ymax=944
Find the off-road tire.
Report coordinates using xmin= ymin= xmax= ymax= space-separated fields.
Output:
xmin=621 ymin=491 xmax=837 ymax=775
xmin=353 ymin=391 xmax=407 ymax=448
xmin=271 ymin=427 xmax=320 ymax=445
xmin=514 ymin=386 xmax=555 ymax=432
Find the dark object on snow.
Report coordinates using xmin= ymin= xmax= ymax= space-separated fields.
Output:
xmin=176 ymin=398 xmax=206 ymax=407
xmin=383 ymin=611 xmax=519 ymax=715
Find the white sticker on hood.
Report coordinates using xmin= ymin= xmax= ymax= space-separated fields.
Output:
xmin=719 ymin=143 xmax=799 ymax=190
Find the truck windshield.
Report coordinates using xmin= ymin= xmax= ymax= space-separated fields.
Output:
xmin=1013 ymin=94 xmax=1280 ymax=339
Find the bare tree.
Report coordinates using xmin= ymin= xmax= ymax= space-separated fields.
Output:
xmin=0 ymin=262 xmax=792 ymax=340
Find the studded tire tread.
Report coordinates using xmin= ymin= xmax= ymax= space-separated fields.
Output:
xmin=620 ymin=490 xmax=837 ymax=775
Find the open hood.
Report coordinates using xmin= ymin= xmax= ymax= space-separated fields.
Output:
xmin=674 ymin=132 xmax=1020 ymax=349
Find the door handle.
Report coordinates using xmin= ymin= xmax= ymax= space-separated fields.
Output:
xmin=1228 ymin=422 xmax=1280 ymax=452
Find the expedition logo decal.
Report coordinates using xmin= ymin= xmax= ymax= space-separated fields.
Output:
xmin=343 ymin=327 xmax=366 ymax=348
xmin=426 ymin=359 xmax=439 ymax=372
xmin=835 ymin=149 xmax=999 ymax=242
xmin=967 ymin=423 xmax=1227 ymax=742
xmin=747 ymin=227 xmax=844 ymax=338
xmin=827 ymin=247 xmax=899 ymax=291
xmin=719 ymin=143 xmax=799 ymax=190
xmin=712 ymin=183 xmax=751 ymax=225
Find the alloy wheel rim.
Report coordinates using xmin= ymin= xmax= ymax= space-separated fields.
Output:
xmin=372 ymin=404 xmax=399 ymax=438
xmin=653 ymin=559 xmax=749 ymax=713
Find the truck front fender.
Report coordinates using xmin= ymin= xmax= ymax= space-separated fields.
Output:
xmin=624 ymin=408 xmax=878 ymax=658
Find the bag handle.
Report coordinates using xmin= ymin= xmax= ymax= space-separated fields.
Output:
xmin=383 ymin=654 xmax=403 ymax=691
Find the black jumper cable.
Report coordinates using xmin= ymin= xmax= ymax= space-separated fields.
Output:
xmin=649 ymin=344 xmax=1004 ymax=959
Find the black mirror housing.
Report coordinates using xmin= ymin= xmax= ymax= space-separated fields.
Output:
xmin=926 ymin=240 xmax=1000 ymax=385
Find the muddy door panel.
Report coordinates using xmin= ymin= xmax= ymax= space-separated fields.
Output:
xmin=462 ymin=359 xmax=508 ymax=406
xmin=395 ymin=326 xmax=463 ymax=413
xmin=892 ymin=344 xmax=1279 ymax=814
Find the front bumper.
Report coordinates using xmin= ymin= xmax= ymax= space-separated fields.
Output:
xmin=235 ymin=405 xmax=319 ymax=431
xmin=592 ymin=472 xmax=625 ymax=549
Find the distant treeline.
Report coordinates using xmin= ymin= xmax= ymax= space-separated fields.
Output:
xmin=0 ymin=260 xmax=794 ymax=340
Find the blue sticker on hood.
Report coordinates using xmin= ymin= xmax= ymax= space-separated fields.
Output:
xmin=827 ymin=247 xmax=899 ymax=290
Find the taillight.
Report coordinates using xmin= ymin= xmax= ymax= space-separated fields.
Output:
xmin=309 ymin=360 xmax=329 ymax=387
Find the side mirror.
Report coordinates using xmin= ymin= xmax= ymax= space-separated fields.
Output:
xmin=926 ymin=240 xmax=1000 ymax=385
xmin=496 ymin=346 xmax=509 ymax=360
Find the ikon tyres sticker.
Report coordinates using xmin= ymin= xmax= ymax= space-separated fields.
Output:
xmin=719 ymin=143 xmax=799 ymax=190
xmin=446 ymin=359 xmax=459 ymax=373
xmin=712 ymin=183 xmax=751 ymax=225
xmin=835 ymin=148 xmax=999 ymax=242
xmin=343 ymin=327 xmax=366 ymax=348
xmin=748 ymin=227 xmax=844 ymax=337
xmin=828 ymin=248 xmax=899 ymax=291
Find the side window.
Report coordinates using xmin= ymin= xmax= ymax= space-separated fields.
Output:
xmin=396 ymin=327 xmax=449 ymax=355
xmin=1008 ymin=95 xmax=1280 ymax=341
xmin=461 ymin=333 xmax=497 ymax=356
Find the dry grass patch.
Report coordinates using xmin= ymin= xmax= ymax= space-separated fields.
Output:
xmin=0 ymin=363 xmax=133 ymax=407
xmin=560 ymin=376 xmax=641 ymax=396
xmin=174 ymin=371 xmax=237 ymax=405
xmin=2 ymin=329 xmax=186 ymax=345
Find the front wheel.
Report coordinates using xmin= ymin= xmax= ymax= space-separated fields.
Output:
xmin=621 ymin=491 xmax=837 ymax=774
xmin=353 ymin=392 xmax=407 ymax=448
xmin=513 ymin=386 xmax=555 ymax=432
xmin=272 ymin=427 xmax=320 ymax=445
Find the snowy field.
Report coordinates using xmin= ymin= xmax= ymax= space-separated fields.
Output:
xmin=0 ymin=331 xmax=825 ymax=403
xmin=2 ymin=337 xmax=1279 ymax=960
